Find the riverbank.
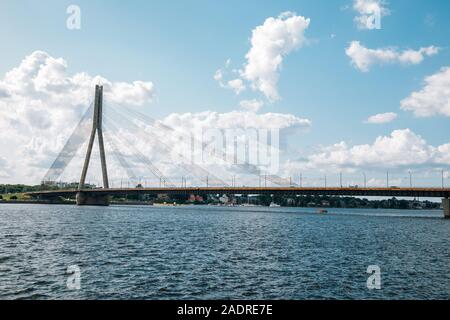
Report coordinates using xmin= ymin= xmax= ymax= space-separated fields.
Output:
xmin=0 ymin=199 xmax=443 ymax=211
xmin=0 ymin=200 xmax=75 ymax=205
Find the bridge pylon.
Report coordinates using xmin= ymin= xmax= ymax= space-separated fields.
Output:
xmin=76 ymin=85 xmax=110 ymax=206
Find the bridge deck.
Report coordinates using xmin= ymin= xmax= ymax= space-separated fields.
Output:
xmin=27 ymin=187 xmax=450 ymax=198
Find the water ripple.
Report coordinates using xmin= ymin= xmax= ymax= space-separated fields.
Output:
xmin=0 ymin=204 xmax=449 ymax=299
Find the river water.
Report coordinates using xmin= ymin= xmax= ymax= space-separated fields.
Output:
xmin=0 ymin=204 xmax=449 ymax=300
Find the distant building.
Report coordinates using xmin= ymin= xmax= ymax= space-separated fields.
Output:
xmin=188 ymin=194 xmax=204 ymax=202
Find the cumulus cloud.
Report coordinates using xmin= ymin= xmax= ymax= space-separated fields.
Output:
xmin=161 ymin=110 xmax=311 ymax=132
xmin=0 ymin=157 xmax=11 ymax=178
xmin=158 ymin=110 xmax=311 ymax=177
xmin=365 ymin=112 xmax=397 ymax=124
xmin=241 ymin=12 xmax=310 ymax=101
xmin=0 ymin=50 xmax=155 ymax=184
xmin=109 ymin=81 xmax=154 ymax=106
xmin=353 ymin=0 xmax=390 ymax=30
xmin=305 ymin=129 xmax=450 ymax=170
xmin=401 ymin=67 xmax=450 ymax=117
xmin=98 ymin=109 xmax=312 ymax=185
xmin=346 ymin=41 xmax=439 ymax=72
xmin=214 ymin=12 xmax=310 ymax=102
xmin=239 ymin=99 xmax=264 ymax=113
xmin=0 ymin=51 xmax=312 ymax=184
xmin=227 ymin=79 xmax=246 ymax=95
xmin=214 ymin=69 xmax=223 ymax=82
xmin=214 ymin=64 xmax=246 ymax=95
xmin=0 ymin=84 xmax=10 ymax=98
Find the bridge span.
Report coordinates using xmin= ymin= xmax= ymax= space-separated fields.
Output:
xmin=27 ymin=186 xmax=450 ymax=198
xmin=33 ymin=86 xmax=450 ymax=219
xmin=26 ymin=187 xmax=450 ymax=218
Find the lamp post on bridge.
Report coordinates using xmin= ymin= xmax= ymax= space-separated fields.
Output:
xmin=363 ymin=172 xmax=367 ymax=188
xmin=386 ymin=171 xmax=389 ymax=188
xmin=409 ymin=171 xmax=412 ymax=188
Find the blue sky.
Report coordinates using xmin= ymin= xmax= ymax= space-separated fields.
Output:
xmin=0 ymin=0 xmax=449 ymax=186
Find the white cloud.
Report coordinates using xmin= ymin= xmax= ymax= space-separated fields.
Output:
xmin=214 ymin=12 xmax=310 ymax=102
xmin=0 ymin=84 xmax=10 ymax=98
xmin=0 ymin=157 xmax=11 ymax=178
xmin=401 ymin=67 xmax=450 ymax=117
xmin=240 ymin=12 xmax=310 ymax=101
xmin=398 ymin=46 xmax=439 ymax=64
xmin=346 ymin=41 xmax=439 ymax=72
xmin=239 ymin=99 xmax=264 ymax=113
xmin=213 ymin=69 xmax=223 ymax=82
xmin=103 ymin=110 xmax=312 ymax=185
xmin=214 ymin=63 xmax=246 ymax=94
xmin=0 ymin=50 xmax=155 ymax=184
xmin=0 ymin=51 xmax=312 ymax=184
xmin=227 ymin=78 xmax=246 ymax=95
xmin=305 ymin=129 xmax=450 ymax=170
xmin=365 ymin=112 xmax=397 ymax=124
xmin=161 ymin=110 xmax=311 ymax=132
xmin=353 ymin=0 xmax=390 ymax=30
xmin=109 ymin=81 xmax=154 ymax=106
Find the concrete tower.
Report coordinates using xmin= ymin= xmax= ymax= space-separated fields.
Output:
xmin=76 ymin=85 xmax=110 ymax=206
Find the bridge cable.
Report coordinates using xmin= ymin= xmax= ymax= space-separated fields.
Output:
xmin=105 ymin=104 xmax=227 ymax=186
xmin=112 ymin=104 xmax=293 ymax=186
xmin=42 ymin=102 xmax=94 ymax=183
xmin=102 ymin=127 xmax=139 ymax=184
xmin=105 ymin=103 xmax=228 ymax=186
xmin=103 ymin=117 xmax=176 ymax=187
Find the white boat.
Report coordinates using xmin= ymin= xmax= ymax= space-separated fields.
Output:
xmin=269 ymin=202 xmax=281 ymax=207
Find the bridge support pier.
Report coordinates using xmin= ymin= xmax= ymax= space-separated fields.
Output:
xmin=76 ymin=192 xmax=110 ymax=206
xmin=443 ymin=198 xmax=450 ymax=219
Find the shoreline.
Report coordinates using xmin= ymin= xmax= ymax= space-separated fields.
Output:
xmin=0 ymin=200 xmax=442 ymax=211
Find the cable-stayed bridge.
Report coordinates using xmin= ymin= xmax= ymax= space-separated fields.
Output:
xmin=27 ymin=85 xmax=450 ymax=218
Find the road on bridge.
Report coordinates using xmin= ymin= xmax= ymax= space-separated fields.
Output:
xmin=28 ymin=186 xmax=450 ymax=198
